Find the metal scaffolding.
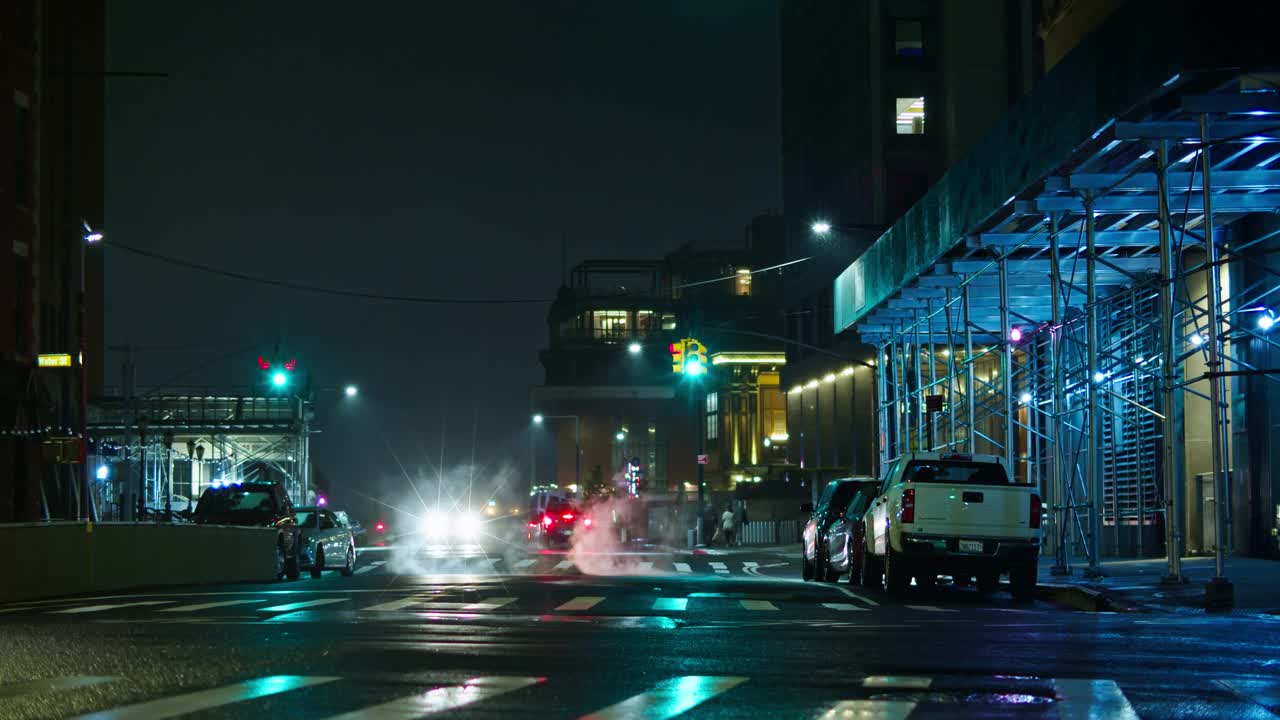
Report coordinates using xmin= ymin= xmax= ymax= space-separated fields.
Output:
xmin=853 ymin=75 xmax=1280 ymax=583
xmin=87 ymin=394 xmax=313 ymax=520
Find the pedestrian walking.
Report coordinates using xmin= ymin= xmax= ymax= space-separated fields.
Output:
xmin=720 ymin=503 xmax=736 ymax=547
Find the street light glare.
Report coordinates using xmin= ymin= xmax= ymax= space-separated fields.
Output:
xmin=615 ymin=432 xmax=625 ymax=441
xmin=810 ymin=220 xmax=832 ymax=235
xmin=685 ymin=359 xmax=705 ymax=376
xmin=271 ymin=371 xmax=288 ymax=387
xmin=532 ymin=413 xmax=544 ymax=424
xmin=627 ymin=342 xmax=642 ymax=354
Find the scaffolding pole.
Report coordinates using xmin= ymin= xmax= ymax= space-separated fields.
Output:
xmin=999 ymin=256 xmax=1013 ymax=468
xmin=1049 ymin=213 xmax=1071 ymax=573
xmin=1085 ymin=190 xmax=1103 ymax=575
xmin=1200 ymin=114 xmax=1233 ymax=604
xmin=963 ymin=282 xmax=976 ymax=454
xmin=1155 ymin=139 xmax=1184 ymax=583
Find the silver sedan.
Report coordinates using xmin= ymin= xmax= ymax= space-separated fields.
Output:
xmin=295 ymin=507 xmax=356 ymax=578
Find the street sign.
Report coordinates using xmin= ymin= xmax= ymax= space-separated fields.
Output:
xmin=37 ymin=353 xmax=72 ymax=368
xmin=925 ymin=394 xmax=945 ymax=412
xmin=697 ymin=454 xmax=708 ymax=465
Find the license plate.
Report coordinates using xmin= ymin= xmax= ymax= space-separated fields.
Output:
xmin=560 ymin=529 xmax=573 ymax=536
xmin=959 ymin=540 xmax=983 ymax=554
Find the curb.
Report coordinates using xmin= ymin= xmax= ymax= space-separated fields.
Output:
xmin=1035 ymin=582 xmax=1132 ymax=612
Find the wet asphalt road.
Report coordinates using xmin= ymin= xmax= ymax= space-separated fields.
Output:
xmin=1 ymin=545 xmax=1278 ymax=719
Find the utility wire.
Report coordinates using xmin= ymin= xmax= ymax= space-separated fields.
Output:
xmin=105 ymin=238 xmax=553 ymax=305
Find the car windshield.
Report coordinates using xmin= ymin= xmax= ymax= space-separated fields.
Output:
xmin=903 ymin=460 xmax=1009 ymax=485
xmin=195 ymin=487 xmax=275 ymax=516
xmin=829 ymin=482 xmax=861 ymax=512
xmin=295 ymin=510 xmax=317 ymax=526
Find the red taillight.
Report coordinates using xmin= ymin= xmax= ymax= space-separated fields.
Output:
xmin=583 ymin=517 xmax=592 ymax=527
xmin=901 ymin=488 xmax=915 ymax=524
xmin=562 ymin=513 xmax=574 ymax=521
xmin=374 ymin=521 xmax=385 ymax=532
xmin=1030 ymin=493 xmax=1042 ymax=529
xmin=542 ymin=515 xmax=554 ymax=528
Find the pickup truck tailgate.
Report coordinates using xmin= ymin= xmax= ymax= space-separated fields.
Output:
xmin=911 ymin=483 xmax=1033 ymax=539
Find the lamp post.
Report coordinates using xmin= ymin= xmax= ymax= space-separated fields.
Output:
xmin=532 ymin=414 xmax=580 ymax=491
xmin=80 ymin=222 xmax=102 ymax=521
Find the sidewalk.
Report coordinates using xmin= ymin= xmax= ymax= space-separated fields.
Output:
xmin=1037 ymin=555 xmax=1280 ymax=614
xmin=690 ymin=543 xmax=802 ymax=558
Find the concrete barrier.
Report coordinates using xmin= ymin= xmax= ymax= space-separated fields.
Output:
xmin=0 ymin=522 xmax=278 ymax=604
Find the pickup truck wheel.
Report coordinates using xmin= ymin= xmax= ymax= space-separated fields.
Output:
xmin=311 ymin=548 xmax=325 ymax=579
xmin=1009 ymin=564 xmax=1036 ymax=601
xmin=340 ymin=546 xmax=355 ymax=577
xmin=976 ymin=570 xmax=1000 ymax=593
xmin=860 ymin=542 xmax=883 ymax=589
xmin=802 ymin=555 xmax=814 ymax=581
xmin=884 ymin=548 xmax=910 ymax=596
xmin=275 ymin=544 xmax=286 ymax=580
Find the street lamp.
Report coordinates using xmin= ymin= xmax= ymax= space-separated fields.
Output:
xmin=627 ymin=342 xmax=642 ymax=355
xmin=810 ymin=220 xmax=832 ymax=235
xmin=79 ymin=221 xmax=104 ymax=521
xmin=615 ymin=431 xmax=626 ymax=441
xmin=531 ymin=414 xmax=581 ymax=491
xmin=344 ymin=384 xmax=358 ymax=398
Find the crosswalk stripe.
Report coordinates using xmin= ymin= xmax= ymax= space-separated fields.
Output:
xmin=742 ymin=561 xmax=758 ymax=568
xmin=556 ymin=596 xmax=605 ymax=611
xmin=53 ymin=601 xmax=173 ymax=615
xmin=160 ymin=600 xmax=266 ymax=613
xmin=819 ymin=700 xmax=916 ymax=720
xmin=821 ymin=603 xmax=869 ymax=612
xmin=636 ymin=561 xmax=654 ymax=572
xmin=0 ymin=676 xmax=116 ymax=700
xmin=361 ymin=597 xmax=429 ymax=612
xmin=1054 ymin=679 xmax=1139 ymax=720
xmin=739 ymin=600 xmax=778 ymax=611
xmin=905 ymin=605 xmax=955 ymax=613
xmin=555 ymin=560 xmax=575 ymax=570
xmin=321 ymin=676 xmax=542 ymax=720
xmin=369 ymin=560 xmax=386 ymax=567
xmin=513 ymin=559 xmax=537 ymax=569
xmin=709 ymin=562 xmax=729 ymax=573
xmin=464 ymin=597 xmax=516 ymax=611
xmin=71 ymin=675 xmax=338 ymax=720
xmin=354 ymin=566 xmax=376 ymax=575
xmin=1218 ymin=678 xmax=1280 ymax=711
xmin=259 ymin=598 xmax=348 ymax=613
xmin=673 ymin=563 xmax=692 ymax=573
xmin=577 ymin=676 xmax=747 ymax=720
xmin=652 ymin=598 xmax=688 ymax=612
xmin=863 ymin=676 xmax=932 ymax=689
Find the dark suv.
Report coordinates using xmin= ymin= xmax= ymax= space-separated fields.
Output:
xmin=801 ymin=477 xmax=879 ymax=582
xmin=193 ymin=481 xmax=302 ymax=580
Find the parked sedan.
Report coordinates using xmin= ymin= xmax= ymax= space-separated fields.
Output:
xmin=333 ymin=510 xmax=367 ymax=546
xmin=802 ymin=477 xmax=879 ymax=582
xmin=824 ymin=486 xmax=878 ymax=585
xmin=295 ymin=506 xmax=356 ymax=578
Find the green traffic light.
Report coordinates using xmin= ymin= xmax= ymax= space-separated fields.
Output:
xmin=271 ymin=371 xmax=288 ymax=387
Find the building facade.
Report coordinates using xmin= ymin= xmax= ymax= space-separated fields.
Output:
xmin=531 ymin=215 xmax=797 ymax=534
xmin=1 ymin=0 xmax=105 ymax=522
xmin=779 ymin=0 xmax=1042 ymax=500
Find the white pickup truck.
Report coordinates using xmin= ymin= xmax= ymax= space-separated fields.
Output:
xmin=859 ymin=451 xmax=1042 ymax=599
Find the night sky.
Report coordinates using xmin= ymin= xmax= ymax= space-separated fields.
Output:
xmin=104 ymin=1 xmax=780 ymax=518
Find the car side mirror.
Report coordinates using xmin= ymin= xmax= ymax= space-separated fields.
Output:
xmin=800 ymin=502 xmax=814 ymax=514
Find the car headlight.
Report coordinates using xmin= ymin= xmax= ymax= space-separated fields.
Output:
xmin=420 ymin=511 xmax=449 ymax=539
xmin=456 ymin=512 xmax=482 ymax=538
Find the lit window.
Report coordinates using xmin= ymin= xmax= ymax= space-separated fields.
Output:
xmin=705 ymin=392 xmax=719 ymax=441
xmin=661 ymin=313 xmax=678 ymax=331
xmin=591 ymin=310 xmax=629 ymax=340
xmin=895 ymin=97 xmax=926 ymax=135
xmin=895 ymin=20 xmax=923 ymax=58
xmin=735 ymin=268 xmax=752 ymax=297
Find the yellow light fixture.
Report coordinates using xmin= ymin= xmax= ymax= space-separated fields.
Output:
xmin=789 ymin=386 xmax=803 ymax=395
xmin=711 ymin=352 xmax=786 ymax=366
xmin=842 ymin=366 xmax=855 ymax=376
xmin=805 ymin=379 xmax=819 ymax=389
xmin=823 ymin=373 xmax=836 ymax=383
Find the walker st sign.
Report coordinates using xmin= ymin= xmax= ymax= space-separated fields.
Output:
xmin=37 ymin=353 xmax=73 ymax=368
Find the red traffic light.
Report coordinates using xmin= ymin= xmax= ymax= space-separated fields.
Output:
xmin=257 ymin=356 xmax=271 ymax=370
xmin=284 ymin=358 xmax=297 ymax=371
xmin=374 ymin=521 xmax=385 ymax=532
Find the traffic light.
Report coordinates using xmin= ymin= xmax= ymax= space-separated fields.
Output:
xmin=258 ymin=356 xmax=297 ymax=392
xmin=669 ymin=340 xmax=687 ymax=373
xmin=683 ymin=339 xmax=707 ymax=376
